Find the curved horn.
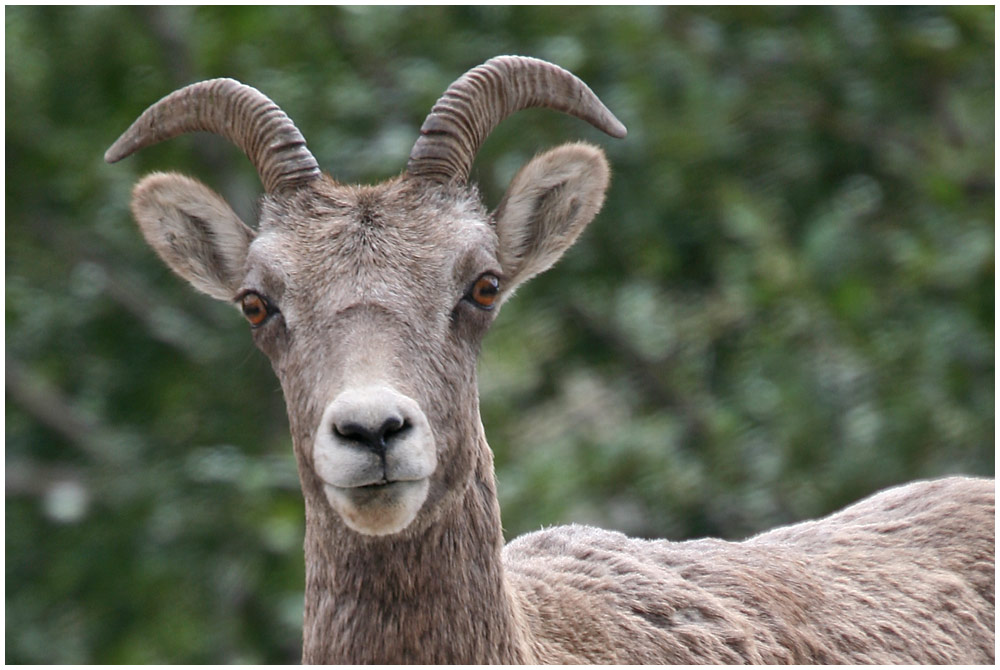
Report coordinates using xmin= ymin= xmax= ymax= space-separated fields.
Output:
xmin=406 ymin=56 xmax=626 ymax=185
xmin=105 ymin=78 xmax=320 ymax=195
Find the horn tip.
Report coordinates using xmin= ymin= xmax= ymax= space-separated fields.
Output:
xmin=105 ymin=137 xmax=130 ymax=164
xmin=609 ymin=119 xmax=628 ymax=139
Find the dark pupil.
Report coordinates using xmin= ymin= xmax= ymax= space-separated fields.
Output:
xmin=477 ymin=277 xmax=498 ymax=297
xmin=244 ymin=297 xmax=263 ymax=318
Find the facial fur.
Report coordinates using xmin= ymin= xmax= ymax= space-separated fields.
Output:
xmin=242 ymin=177 xmax=501 ymax=536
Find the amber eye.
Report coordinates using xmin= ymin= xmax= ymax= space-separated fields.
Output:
xmin=240 ymin=292 xmax=272 ymax=327
xmin=467 ymin=274 xmax=500 ymax=310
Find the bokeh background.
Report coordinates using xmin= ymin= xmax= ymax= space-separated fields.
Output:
xmin=6 ymin=6 xmax=994 ymax=664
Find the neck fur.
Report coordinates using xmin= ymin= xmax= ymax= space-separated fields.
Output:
xmin=299 ymin=432 xmax=530 ymax=664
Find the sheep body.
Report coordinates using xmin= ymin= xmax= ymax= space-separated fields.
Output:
xmin=505 ymin=476 xmax=994 ymax=663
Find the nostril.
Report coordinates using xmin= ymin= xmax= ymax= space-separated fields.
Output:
xmin=380 ymin=415 xmax=408 ymax=439
xmin=334 ymin=415 xmax=409 ymax=453
xmin=334 ymin=421 xmax=372 ymax=445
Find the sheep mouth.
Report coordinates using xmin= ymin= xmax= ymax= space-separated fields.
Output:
xmin=328 ymin=473 xmax=425 ymax=491
xmin=323 ymin=477 xmax=428 ymax=501
xmin=321 ymin=478 xmax=431 ymax=536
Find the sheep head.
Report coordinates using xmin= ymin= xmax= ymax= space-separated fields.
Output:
xmin=107 ymin=56 xmax=625 ymax=537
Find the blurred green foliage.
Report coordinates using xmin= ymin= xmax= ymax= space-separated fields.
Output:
xmin=5 ymin=5 xmax=994 ymax=664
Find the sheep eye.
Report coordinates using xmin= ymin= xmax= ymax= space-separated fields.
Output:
xmin=467 ymin=274 xmax=500 ymax=310
xmin=240 ymin=292 xmax=273 ymax=327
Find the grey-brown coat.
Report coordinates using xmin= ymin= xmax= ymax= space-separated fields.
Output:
xmin=107 ymin=57 xmax=995 ymax=664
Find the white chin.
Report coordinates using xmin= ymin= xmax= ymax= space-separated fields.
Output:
xmin=323 ymin=479 xmax=429 ymax=536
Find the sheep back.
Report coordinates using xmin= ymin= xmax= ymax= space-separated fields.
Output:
xmin=503 ymin=476 xmax=994 ymax=664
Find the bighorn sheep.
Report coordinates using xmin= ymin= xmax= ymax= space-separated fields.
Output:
xmin=106 ymin=56 xmax=994 ymax=664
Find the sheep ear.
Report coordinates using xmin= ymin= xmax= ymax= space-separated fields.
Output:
xmin=130 ymin=172 xmax=255 ymax=301
xmin=492 ymin=142 xmax=610 ymax=294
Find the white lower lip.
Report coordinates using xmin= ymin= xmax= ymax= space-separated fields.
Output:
xmin=321 ymin=478 xmax=431 ymax=536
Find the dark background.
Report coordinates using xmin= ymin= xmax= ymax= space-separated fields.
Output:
xmin=6 ymin=6 xmax=994 ymax=663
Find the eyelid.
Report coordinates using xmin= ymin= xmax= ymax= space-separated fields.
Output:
xmin=234 ymin=288 xmax=279 ymax=305
xmin=233 ymin=288 xmax=260 ymax=304
xmin=470 ymin=270 xmax=504 ymax=286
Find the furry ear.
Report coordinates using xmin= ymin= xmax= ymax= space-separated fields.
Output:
xmin=130 ymin=172 xmax=255 ymax=300
xmin=492 ymin=142 xmax=611 ymax=294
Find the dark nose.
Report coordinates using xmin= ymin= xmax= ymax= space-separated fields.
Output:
xmin=334 ymin=415 xmax=408 ymax=455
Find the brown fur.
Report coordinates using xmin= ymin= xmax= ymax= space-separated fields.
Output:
xmin=506 ymin=476 xmax=994 ymax=663
xmin=119 ymin=89 xmax=994 ymax=664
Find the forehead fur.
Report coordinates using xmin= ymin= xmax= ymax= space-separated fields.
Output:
xmin=247 ymin=176 xmax=496 ymax=304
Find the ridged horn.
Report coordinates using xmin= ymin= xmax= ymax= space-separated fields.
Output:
xmin=105 ymin=78 xmax=320 ymax=195
xmin=406 ymin=56 xmax=626 ymax=185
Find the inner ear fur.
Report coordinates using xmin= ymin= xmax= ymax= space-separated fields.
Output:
xmin=492 ymin=142 xmax=611 ymax=293
xmin=130 ymin=172 xmax=255 ymax=301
